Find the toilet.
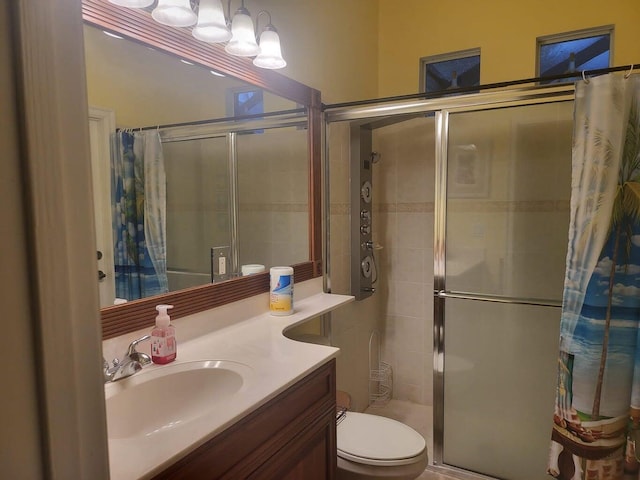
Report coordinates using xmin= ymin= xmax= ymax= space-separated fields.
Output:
xmin=336 ymin=393 xmax=428 ymax=480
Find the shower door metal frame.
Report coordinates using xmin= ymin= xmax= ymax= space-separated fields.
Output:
xmin=324 ymin=83 xmax=576 ymax=479
xmin=432 ymin=94 xmax=573 ymax=477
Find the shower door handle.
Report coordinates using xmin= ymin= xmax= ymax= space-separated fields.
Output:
xmin=435 ymin=290 xmax=562 ymax=308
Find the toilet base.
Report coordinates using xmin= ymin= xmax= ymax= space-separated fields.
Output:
xmin=336 ymin=450 xmax=428 ymax=480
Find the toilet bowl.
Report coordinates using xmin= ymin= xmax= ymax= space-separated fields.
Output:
xmin=336 ymin=411 xmax=428 ymax=480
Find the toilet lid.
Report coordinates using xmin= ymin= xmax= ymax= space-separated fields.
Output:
xmin=337 ymin=412 xmax=426 ymax=466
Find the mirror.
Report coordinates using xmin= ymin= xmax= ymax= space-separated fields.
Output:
xmin=82 ymin=0 xmax=322 ymax=338
xmin=85 ymin=25 xmax=309 ymax=302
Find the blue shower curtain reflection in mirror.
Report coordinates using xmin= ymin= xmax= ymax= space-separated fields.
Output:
xmin=111 ymin=130 xmax=168 ymax=301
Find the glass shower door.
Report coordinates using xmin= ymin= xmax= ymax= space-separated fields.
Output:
xmin=163 ymin=136 xmax=230 ymax=290
xmin=438 ymin=101 xmax=574 ymax=479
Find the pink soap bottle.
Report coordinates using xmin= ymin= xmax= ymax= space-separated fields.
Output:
xmin=151 ymin=304 xmax=176 ymax=365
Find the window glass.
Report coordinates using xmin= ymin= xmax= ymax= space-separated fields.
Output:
xmin=538 ymin=28 xmax=612 ymax=84
xmin=233 ymin=89 xmax=264 ymax=116
xmin=421 ymin=49 xmax=480 ymax=94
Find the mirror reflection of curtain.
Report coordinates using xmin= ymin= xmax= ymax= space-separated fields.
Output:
xmin=111 ymin=131 xmax=168 ymax=301
xmin=548 ymin=73 xmax=640 ymax=479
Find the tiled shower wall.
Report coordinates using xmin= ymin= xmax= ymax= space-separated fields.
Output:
xmin=373 ymin=117 xmax=437 ymax=406
xmin=328 ymin=118 xmax=435 ymax=410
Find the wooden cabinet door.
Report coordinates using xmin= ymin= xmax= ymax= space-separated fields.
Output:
xmin=249 ymin=409 xmax=336 ymax=480
xmin=153 ymin=359 xmax=336 ymax=480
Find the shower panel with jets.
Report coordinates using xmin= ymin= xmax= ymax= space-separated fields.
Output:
xmin=350 ymin=124 xmax=377 ymax=300
xmin=326 ymin=83 xmax=576 ymax=479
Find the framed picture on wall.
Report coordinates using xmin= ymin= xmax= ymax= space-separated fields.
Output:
xmin=420 ymin=48 xmax=481 ymax=94
xmin=448 ymin=143 xmax=490 ymax=198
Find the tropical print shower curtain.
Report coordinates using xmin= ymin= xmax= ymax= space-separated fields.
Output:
xmin=548 ymin=73 xmax=640 ymax=479
xmin=111 ymin=130 xmax=168 ymax=300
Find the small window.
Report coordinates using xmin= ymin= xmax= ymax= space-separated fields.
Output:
xmin=230 ymin=88 xmax=264 ymax=117
xmin=420 ymin=48 xmax=481 ymax=94
xmin=226 ymin=87 xmax=264 ymax=133
xmin=537 ymin=26 xmax=613 ymax=84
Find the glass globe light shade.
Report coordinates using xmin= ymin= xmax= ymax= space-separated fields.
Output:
xmin=225 ymin=9 xmax=260 ymax=57
xmin=152 ymin=0 xmax=197 ymax=28
xmin=253 ymin=29 xmax=286 ymax=69
xmin=192 ymin=0 xmax=231 ymax=43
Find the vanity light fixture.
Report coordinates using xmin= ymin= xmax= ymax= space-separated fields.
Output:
xmin=152 ymin=0 xmax=198 ymax=28
xmin=109 ymin=0 xmax=287 ymax=69
xmin=111 ymin=0 xmax=287 ymax=69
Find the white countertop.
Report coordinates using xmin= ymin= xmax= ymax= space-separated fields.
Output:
xmin=104 ymin=279 xmax=353 ymax=480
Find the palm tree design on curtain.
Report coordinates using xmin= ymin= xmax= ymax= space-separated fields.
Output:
xmin=591 ymin=101 xmax=640 ymax=419
xmin=549 ymin=76 xmax=640 ymax=479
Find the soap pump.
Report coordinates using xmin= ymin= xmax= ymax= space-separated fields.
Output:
xmin=151 ymin=304 xmax=176 ymax=365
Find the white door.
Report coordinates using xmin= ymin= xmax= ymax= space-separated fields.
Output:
xmin=88 ymin=107 xmax=116 ymax=307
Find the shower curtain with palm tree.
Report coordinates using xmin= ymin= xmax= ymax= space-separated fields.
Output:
xmin=111 ymin=130 xmax=168 ymax=301
xmin=548 ymin=73 xmax=640 ymax=480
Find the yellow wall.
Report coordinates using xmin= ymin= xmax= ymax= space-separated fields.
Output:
xmin=85 ymin=0 xmax=380 ymax=120
xmin=85 ymin=1 xmax=640 ymax=116
xmin=245 ymin=0 xmax=379 ymax=103
xmin=378 ymin=0 xmax=640 ymax=97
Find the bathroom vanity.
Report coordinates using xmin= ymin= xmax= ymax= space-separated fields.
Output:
xmin=154 ymin=359 xmax=336 ymax=479
xmin=102 ymin=279 xmax=352 ymax=480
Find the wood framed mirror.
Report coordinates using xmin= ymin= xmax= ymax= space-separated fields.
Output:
xmin=82 ymin=0 xmax=322 ymax=339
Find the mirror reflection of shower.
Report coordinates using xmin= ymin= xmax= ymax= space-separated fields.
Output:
xmin=90 ymin=108 xmax=310 ymax=305
xmin=162 ymin=113 xmax=309 ymax=292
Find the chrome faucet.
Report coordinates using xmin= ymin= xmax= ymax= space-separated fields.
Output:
xmin=103 ymin=334 xmax=151 ymax=383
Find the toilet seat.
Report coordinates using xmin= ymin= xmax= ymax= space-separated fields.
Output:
xmin=337 ymin=412 xmax=426 ymax=467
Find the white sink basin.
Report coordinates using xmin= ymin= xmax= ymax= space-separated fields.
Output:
xmin=105 ymin=360 xmax=252 ymax=440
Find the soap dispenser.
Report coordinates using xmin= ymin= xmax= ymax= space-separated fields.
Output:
xmin=151 ymin=304 xmax=176 ymax=364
